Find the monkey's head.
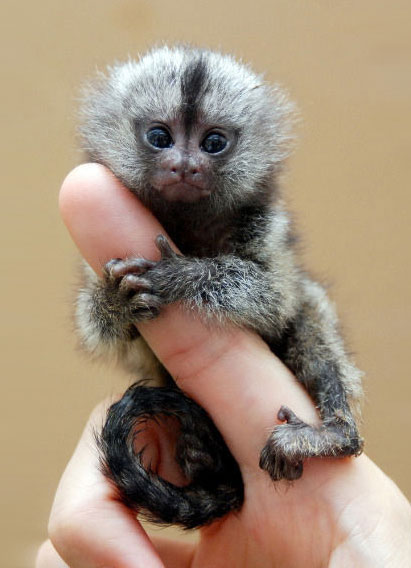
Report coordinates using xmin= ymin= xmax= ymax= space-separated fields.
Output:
xmin=80 ymin=46 xmax=294 ymax=214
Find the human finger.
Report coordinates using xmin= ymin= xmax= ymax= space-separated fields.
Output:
xmin=60 ymin=163 xmax=318 ymax=468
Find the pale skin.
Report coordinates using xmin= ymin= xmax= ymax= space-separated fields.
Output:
xmin=37 ymin=164 xmax=411 ymax=568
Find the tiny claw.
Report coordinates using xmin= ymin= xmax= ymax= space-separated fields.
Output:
xmin=104 ymin=258 xmax=123 ymax=276
xmin=119 ymin=275 xmax=152 ymax=293
xmin=110 ymin=258 xmax=156 ymax=278
xmin=155 ymin=234 xmax=176 ymax=259
xmin=277 ymin=405 xmax=300 ymax=424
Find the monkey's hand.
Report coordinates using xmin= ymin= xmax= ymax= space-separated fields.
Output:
xmin=103 ymin=235 xmax=194 ymax=308
xmin=75 ymin=235 xmax=185 ymax=355
xmin=98 ymin=235 xmax=178 ymax=320
xmin=101 ymin=255 xmax=164 ymax=322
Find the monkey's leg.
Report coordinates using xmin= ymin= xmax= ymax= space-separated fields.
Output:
xmin=260 ymin=279 xmax=364 ymax=481
xmin=99 ymin=382 xmax=243 ymax=529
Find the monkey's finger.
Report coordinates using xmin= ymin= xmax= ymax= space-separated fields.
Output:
xmin=107 ymin=258 xmax=157 ymax=279
xmin=155 ymin=234 xmax=177 ymax=258
xmin=119 ymin=274 xmax=153 ymax=292
xmin=47 ymin=400 xmax=167 ymax=568
xmin=60 ymin=164 xmax=318 ymax=471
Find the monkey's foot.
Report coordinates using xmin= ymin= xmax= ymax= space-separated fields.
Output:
xmin=103 ymin=257 xmax=163 ymax=321
xmin=259 ymin=405 xmax=364 ymax=482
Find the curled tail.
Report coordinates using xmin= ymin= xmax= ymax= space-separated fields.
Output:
xmin=98 ymin=383 xmax=244 ymax=529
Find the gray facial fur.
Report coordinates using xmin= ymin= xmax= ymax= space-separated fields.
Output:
xmin=76 ymin=45 xmax=363 ymax=529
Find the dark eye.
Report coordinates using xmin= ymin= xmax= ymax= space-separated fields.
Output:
xmin=146 ymin=127 xmax=173 ymax=149
xmin=201 ymin=132 xmax=228 ymax=154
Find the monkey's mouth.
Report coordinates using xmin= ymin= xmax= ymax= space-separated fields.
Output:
xmin=153 ymin=182 xmax=211 ymax=203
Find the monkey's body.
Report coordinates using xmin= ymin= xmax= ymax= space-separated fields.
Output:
xmin=76 ymin=46 xmax=363 ymax=528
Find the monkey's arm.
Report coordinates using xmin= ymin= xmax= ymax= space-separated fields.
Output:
xmin=104 ymin=234 xmax=299 ymax=334
xmin=76 ymin=226 xmax=298 ymax=371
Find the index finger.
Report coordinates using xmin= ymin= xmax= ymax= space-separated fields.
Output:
xmin=60 ymin=164 xmax=318 ymax=468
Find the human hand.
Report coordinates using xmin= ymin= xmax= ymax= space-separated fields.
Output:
xmin=37 ymin=164 xmax=411 ymax=568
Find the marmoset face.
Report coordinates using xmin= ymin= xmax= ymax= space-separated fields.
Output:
xmin=80 ymin=46 xmax=294 ymax=211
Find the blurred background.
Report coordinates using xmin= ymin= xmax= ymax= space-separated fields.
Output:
xmin=1 ymin=1 xmax=410 ymax=565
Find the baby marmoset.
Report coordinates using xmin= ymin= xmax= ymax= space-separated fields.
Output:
xmin=76 ymin=45 xmax=364 ymax=529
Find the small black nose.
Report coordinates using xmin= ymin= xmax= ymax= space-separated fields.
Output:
xmin=162 ymin=150 xmax=184 ymax=178
xmin=160 ymin=148 xmax=206 ymax=185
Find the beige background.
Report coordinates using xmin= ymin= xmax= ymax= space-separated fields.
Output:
xmin=1 ymin=1 xmax=410 ymax=566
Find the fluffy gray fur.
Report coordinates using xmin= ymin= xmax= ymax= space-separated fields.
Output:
xmin=76 ymin=45 xmax=363 ymax=528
